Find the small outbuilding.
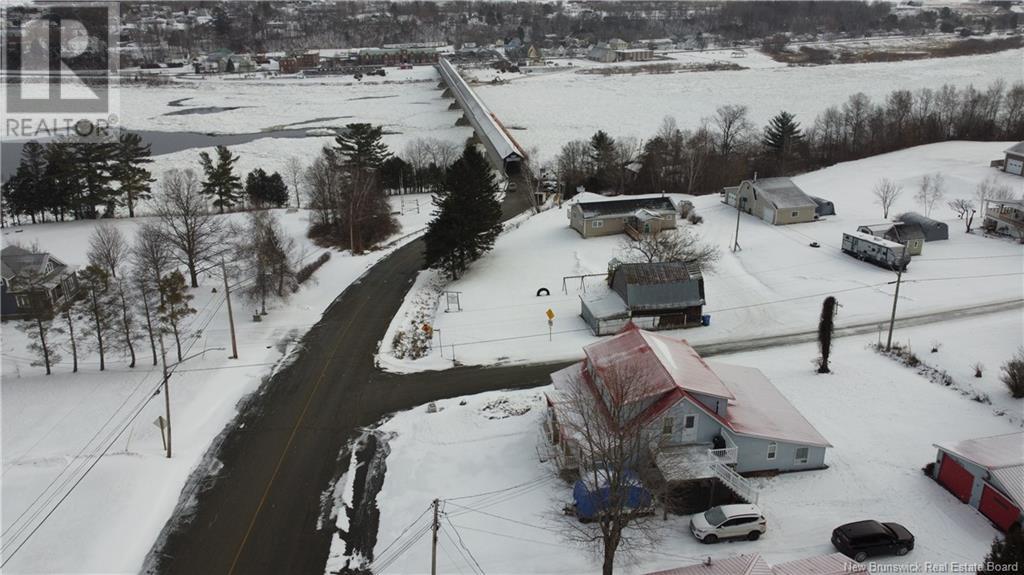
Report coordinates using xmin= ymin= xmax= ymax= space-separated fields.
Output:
xmin=579 ymin=260 xmax=705 ymax=335
xmin=932 ymin=432 xmax=1024 ymax=533
xmin=895 ymin=212 xmax=948 ymax=241
xmin=1002 ymin=141 xmax=1024 ymax=176
xmin=723 ymin=178 xmax=818 ymax=225
xmin=810 ymin=195 xmax=836 ymax=217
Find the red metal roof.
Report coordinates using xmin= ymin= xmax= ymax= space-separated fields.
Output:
xmin=710 ymin=362 xmax=833 ymax=448
xmin=646 ymin=554 xmax=772 ymax=575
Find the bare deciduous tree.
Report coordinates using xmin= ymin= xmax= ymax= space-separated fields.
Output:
xmin=947 ymin=198 xmax=977 ymax=232
xmin=915 ymin=172 xmax=945 ymax=217
xmin=284 ymin=156 xmax=305 ymax=208
xmin=714 ymin=104 xmax=753 ymax=156
xmin=619 ymin=228 xmax=719 ymax=271
xmin=14 ymin=270 xmax=63 ymax=375
xmin=234 ymin=211 xmax=297 ymax=315
xmin=155 ymin=169 xmax=223 ymax=288
xmin=87 ymin=224 xmax=129 ymax=280
xmin=556 ymin=362 xmax=662 ymax=575
xmin=873 ymin=178 xmax=903 ymax=219
xmin=131 ymin=222 xmax=173 ymax=289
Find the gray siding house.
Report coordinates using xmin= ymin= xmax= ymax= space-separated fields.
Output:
xmin=543 ymin=328 xmax=831 ymax=510
xmin=569 ymin=196 xmax=677 ymax=239
xmin=723 ymin=178 xmax=819 ymax=225
xmin=580 ymin=260 xmax=705 ymax=335
xmin=1 ymin=246 xmax=80 ymax=320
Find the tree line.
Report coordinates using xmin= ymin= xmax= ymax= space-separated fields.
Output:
xmin=3 ymin=136 xmax=292 ymax=225
xmin=554 ymin=80 xmax=1024 ymax=199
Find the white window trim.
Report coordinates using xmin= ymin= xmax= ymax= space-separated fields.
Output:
xmin=767 ymin=442 xmax=777 ymax=461
xmin=683 ymin=414 xmax=696 ymax=429
xmin=591 ymin=220 xmax=604 ymax=229
xmin=795 ymin=447 xmax=809 ymax=464
xmin=662 ymin=417 xmax=674 ymax=435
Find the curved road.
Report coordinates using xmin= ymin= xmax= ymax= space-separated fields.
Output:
xmin=145 ymin=185 xmax=1021 ymax=575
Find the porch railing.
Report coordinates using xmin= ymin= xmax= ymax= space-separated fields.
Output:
xmin=710 ymin=461 xmax=759 ymax=504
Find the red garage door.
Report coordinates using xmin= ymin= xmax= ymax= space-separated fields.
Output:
xmin=938 ymin=455 xmax=974 ymax=503
xmin=980 ymin=484 xmax=1021 ymax=532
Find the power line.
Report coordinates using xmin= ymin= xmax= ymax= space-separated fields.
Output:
xmin=444 ymin=514 xmax=486 ymax=575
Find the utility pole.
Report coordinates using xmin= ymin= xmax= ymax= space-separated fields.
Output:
xmin=731 ymin=194 xmax=742 ymax=253
xmin=221 ymin=258 xmax=238 ymax=359
xmin=885 ymin=264 xmax=904 ymax=352
xmin=158 ymin=333 xmax=172 ymax=459
xmin=430 ymin=498 xmax=440 ymax=575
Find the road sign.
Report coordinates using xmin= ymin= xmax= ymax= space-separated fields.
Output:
xmin=545 ymin=308 xmax=555 ymax=320
xmin=153 ymin=416 xmax=165 ymax=429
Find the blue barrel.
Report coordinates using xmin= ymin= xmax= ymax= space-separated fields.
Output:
xmin=701 ymin=314 xmax=711 ymax=326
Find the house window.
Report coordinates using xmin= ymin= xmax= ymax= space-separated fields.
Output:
xmin=661 ymin=417 xmax=674 ymax=435
xmin=683 ymin=415 xmax=696 ymax=429
xmin=791 ymin=211 xmax=799 ymax=218
xmin=767 ymin=442 xmax=777 ymax=460
xmin=795 ymin=447 xmax=809 ymax=464
xmin=591 ymin=220 xmax=604 ymax=229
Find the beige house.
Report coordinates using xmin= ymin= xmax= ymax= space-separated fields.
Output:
xmin=568 ymin=196 xmax=677 ymax=238
xmin=723 ymin=178 xmax=818 ymax=225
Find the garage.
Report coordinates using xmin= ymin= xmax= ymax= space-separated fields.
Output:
xmin=980 ymin=484 xmax=1021 ymax=532
xmin=1007 ymin=157 xmax=1023 ymax=176
xmin=937 ymin=455 xmax=974 ymax=503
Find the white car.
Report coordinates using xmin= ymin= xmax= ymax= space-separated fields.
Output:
xmin=689 ymin=504 xmax=767 ymax=544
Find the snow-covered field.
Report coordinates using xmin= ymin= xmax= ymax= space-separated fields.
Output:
xmin=380 ymin=141 xmax=1024 ymax=373
xmin=0 ymin=198 xmax=432 ymax=574
xmin=366 ymin=319 xmax=1023 ymax=574
xmin=474 ymin=49 xmax=1024 ymax=161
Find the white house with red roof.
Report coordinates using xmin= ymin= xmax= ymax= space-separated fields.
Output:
xmin=541 ymin=325 xmax=831 ymax=505
xmin=932 ymin=432 xmax=1024 ymax=532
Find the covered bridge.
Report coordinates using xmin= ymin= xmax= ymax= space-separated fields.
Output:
xmin=437 ymin=58 xmax=525 ymax=176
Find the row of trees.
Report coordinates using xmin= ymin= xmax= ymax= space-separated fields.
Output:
xmin=16 ymin=173 xmax=301 ymax=375
xmin=3 ymin=138 xmax=293 ymax=225
xmin=553 ymin=81 xmax=1024 ymax=199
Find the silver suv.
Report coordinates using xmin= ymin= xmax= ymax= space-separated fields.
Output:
xmin=689 ymin=504 xmax=767 ymax=543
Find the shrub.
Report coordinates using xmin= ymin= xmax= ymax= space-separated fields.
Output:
xmin=687 ymin=213 xmax=703 ymax=225
xmin=922 ymin=462 xmax=934 ymax=476
xmin=972 ymin=362 xmax=984 ymax=378
xmin=1000 ymin=348 xmax=1024 ymax=399
xmin=295 ymin=252 xmax=331 ymax=287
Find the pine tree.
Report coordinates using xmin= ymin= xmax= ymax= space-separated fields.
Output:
xmin=978 ymin=530 xmax=1024 ymax=573
xmin=818 ymin=296 xmax=838 ymax=374
xmin=113 ymin=132 xmax=155 ymax=218
xmin=423 ymin=144 xmax=503 ymax=279
xmin=329 ymin=123 xmax=396 ymax=252
xmin=74 ymin=139 xmax=119 ymax=218
xmin=158 ymin=270 xmax=196 ymax=362
xmin=77 ymin=265 xmax=118 ymax=371
xmin=761 ymin=111 xmax=804 ymax=174
xmin=42 ymin=141 xmax=81 ymax=221
xmin=334 ymin=123 xmax=392 ymax=171
xmin=245 ymin=168 xmax=290 ymax=208
xmin=199 ymin=145 xmax=243 ymax=213
xmin=6 ymin=142 xmax=50 ymax=224
xmin=588 ymin=130 xmax=617 ymax=192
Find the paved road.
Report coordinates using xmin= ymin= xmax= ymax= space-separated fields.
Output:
xmin=146 ymin=181 xmax=1018 ymax=575
xmin=146 ymin=187 xmax=540 ymax=575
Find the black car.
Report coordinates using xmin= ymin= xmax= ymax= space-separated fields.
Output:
xmin=832 ymin=520 xmax=914 ymax=562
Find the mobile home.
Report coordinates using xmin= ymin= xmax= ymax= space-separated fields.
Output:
xmin=842 ymin=231 xmax=910 ymax=270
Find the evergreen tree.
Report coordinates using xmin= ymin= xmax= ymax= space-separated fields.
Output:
xmin=77 ymin=265 xmax=118 ymax=371
xmin=979 ymin=530 xmax=1024 ymax=573
xmin=423 ymin=144 xmax=503 ymax=279
xmin=41 ymin=141 xmax=81 ymax=221
xmin=333 ymin=123 xmax=392 ymax=171
xmin=588 ymin=130 xmax=617 ymax=192
xmin=74 ymin=139 xmax=119 ymax=218
xmin=199 ymin=145 xmax=243 ymax=213
xmin=158 ymin=270 xmax=196 ymax=362
xmin=245 ymin=168 xmax=290 ymax=208
xmin=113 ymin=132 xmax=155 ymax=217
xmin=818 ymin=296 xmax=838 ymax=374
xmin=328 ymin=123 xmax=396 ymax=252
xmin=761 ymin=111 xmax=804 ymax=174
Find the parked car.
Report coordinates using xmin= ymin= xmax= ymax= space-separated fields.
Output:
xmin=832 ymin=520 xmax=914 ymax=562
xmin=689 ymin=504 xmax=767 ymax=544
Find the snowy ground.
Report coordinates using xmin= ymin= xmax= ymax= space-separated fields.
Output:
xmin=474 ymin=49 xmax=1023 ymax=162
xmin=364 ymin=318 xmax=1023 ymax=574
xmin=0 ymin=197 xmax=432 ymax=575
xmin=379 ymin=141 xmax=1024 ymax=373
